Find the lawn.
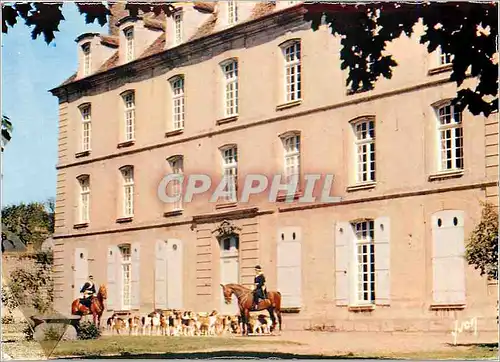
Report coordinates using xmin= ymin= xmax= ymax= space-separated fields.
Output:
xmin=47 ymin=337 xmax=498 ymax=359
xmin=371 ymin=344 xmax=498 ymax=360
xmin=49 ymin=335 xmax=304 ymax=358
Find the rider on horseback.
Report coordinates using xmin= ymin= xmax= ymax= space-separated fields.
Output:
xmin=252 ymin=265 xmax=267 ymax=311
xmin=80 ymin=275 xmax=96 ymax=309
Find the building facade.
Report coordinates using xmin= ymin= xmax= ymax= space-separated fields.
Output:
xmin=50 ymin=1 xmax=498 ymax=332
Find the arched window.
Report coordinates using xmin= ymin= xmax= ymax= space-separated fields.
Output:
xmin=219 ymin=145 xmax=238 ymax=202
xmin=169 ymin=76 xmax=185 ymax=130
xmin=434 ymin=102 xmax=463 ymax=171
xmin=280 ymin=131 xmax=301 ymax=184
xmin=121 ymin=90 xmax=135 ymax=142
xmin=120 ymin=166 xmax=134 ymax=217
xmin=280 ymin=39 xmax=301 ymax=103
xmin=76 ymin=174 xmax=90 ymax=223
xmin=220 ymin=59 xmax=238 ymax=117
xmin=350 ymin=117 xmax=376 ymax=183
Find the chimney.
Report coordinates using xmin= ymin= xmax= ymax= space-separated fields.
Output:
xmin=108 ymin=2 xmax=129 ymax=36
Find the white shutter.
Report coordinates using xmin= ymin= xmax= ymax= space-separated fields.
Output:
xmin=167 ymin=239 xmax=183 ymax=309
xmin=334 ymin=222 xmax=351 ymax=306
xmin=130 ymin=242 xmax=141 ymax=309
xmin=277 ymin=227 xmax=302 ymax=308
xmin=374 ymin=217 xmax=391 ymax=305
xmin=155 ymin=240 xmax=167 ymax=309
xmin=431 ymin=210 xmax=466 ymax=305
xmin=74 ymin=248 xmax=88 ymax=299
xmin=107 ymin=246 xmax=119 ymax=310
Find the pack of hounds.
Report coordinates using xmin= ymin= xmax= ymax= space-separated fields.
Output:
xmin=106 ymin=309 xmax=275 ymax=336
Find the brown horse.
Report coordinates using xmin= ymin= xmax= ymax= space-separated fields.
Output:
xmin=71 ymin=285 xmax=107 ymax=329
xmin=220 ymin=283 xmax=282 ymax=336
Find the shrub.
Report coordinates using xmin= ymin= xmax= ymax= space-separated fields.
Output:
xmin=44 ymin=325 xmax=63 ymax=341
xmin=77 ymin=321 xmax=101 ymax=340
xmin=1 ymin=314 xmax=15 ymax=324
xmin=466 ymin=202 xmax=498 ymax=281
xmin=22 ymin=321 xmax=34 ymax=341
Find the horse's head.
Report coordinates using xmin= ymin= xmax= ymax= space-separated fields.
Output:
xmin=220 ymin=284 xmax=233 ymax=304
xmin=98 ymin=285 xmax=107 ymax=299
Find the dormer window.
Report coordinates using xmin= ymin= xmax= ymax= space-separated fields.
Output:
xmin=228 ymin=1 xmax=238 ymax=25
xmin=82 ymin=43 xmax=91 ymax=76
xmin=124 ymin=27 xmax=134 ymax=62
xmin=174 ymin=12 xmax=183 ymax=45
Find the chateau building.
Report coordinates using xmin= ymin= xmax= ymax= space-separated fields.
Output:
xmin=49 ymin=1 xmax=498 ymax=331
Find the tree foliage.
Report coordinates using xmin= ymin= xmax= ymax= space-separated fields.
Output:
xmin=305 ymin=2 xmax=498 ymax=117
xmin=2 ymin=251 xmax=54 ymax=315
xmin=2 ymin=114 xmax=13 ymax=151
xmin=465 ymin=202 xmax=498 ymax=281
xmin=2 ymin=200 xmax=55 ymax=250
xmin=1 ymin=2 xmax=497 ymax=117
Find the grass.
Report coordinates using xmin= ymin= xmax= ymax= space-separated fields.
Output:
xmin=5 ymin=335 xmax=498 ymax=360
xmin=366 ymin=344 xmax=498 ymax=360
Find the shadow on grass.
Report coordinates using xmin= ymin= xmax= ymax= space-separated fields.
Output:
xmin=446 ymin=342 xmax=498 ymax=349
xmin=57 ymin=350 xmax=386 ymax=360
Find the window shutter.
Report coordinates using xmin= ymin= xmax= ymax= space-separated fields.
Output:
xmin=335 ymin=222 xmax=352 ymax=306
xmin=155 ymin=240 xmax=167 ymax=309
xmin=74 ymin=248 xmax=88 ymax=300
xmin=107 ymin=246 xmax=118 ymax=311
xmin=166 ymin=239 xmax=184 ymax=309
xmin=431 ymin=210 xmax=466 ymax=305
xmin=374 ymin=217 xmax=391 ymax=305
xmin=276 ymin=227 xmax=302 ymax=308
xmin=130 ymin=242 xmax=141 ymax=309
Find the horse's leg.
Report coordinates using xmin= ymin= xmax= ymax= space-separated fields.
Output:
xmin=244 ymin=309 xmax=251 ymax=336
xmin=240 ymin=311 xmax=246 ymax=336
xmin=267 ymin=308 xmax=276 ymax=334
xmin=276 ymin=308 xmax=282 ymax=332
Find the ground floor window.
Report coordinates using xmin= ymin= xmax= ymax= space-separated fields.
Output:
xmin=353 ymin=220 xmax=375 ymax=304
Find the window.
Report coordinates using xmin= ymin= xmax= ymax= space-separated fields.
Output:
xmin=124 ymin=27 xmax=134 ymax=62
xmin=170 ymin=77 xmax=185 ymax=130
xmin=120 ymin=244 xmax=132 ymax=309
xmin=78 ymin=176 xmax=90 ymax=223
xmin=282 ymin=41 xmax=301 ymax=102
xmin=222 ymin=60 xmax=238 ymax=117
xmin=121 ymin=166 xmax=134 ymax=217
xmin=436 ymin=104 xmax=463 ymax=171
xmin=80 ymin=105 xmax=91 ymax=151
xmin=438 ymin=47 xmax=452 ymax=66
xmin=82 ymin=43 xmax=91 ymax=76
xmin=227 ymin=0 xmax=238 ymax=25
xmin=221 ymin=146 xmax=238 ymax=202
xmin=174 ymin=12 xmax=183 ymax=45
xmin=353 ymin=220 xmax=375 ymax=304
xmin=168 ymin=156 xmax=184 ymax=211
xmin=122 ymin=91 xmax=135 ymax=141
xmin=353 ymin=118 xmax=376 ymax=183
xmin=282 ymin=133 xmax=300 ymax=184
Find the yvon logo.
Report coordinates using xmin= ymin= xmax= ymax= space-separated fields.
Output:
xmin=157 ymin=174 xmax=342 ymax=204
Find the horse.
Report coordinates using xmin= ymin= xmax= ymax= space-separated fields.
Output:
xmin=71 ymin=285 xmax=107 ymax=329
xmin=220 ymin=283 xmax=282 ymax=336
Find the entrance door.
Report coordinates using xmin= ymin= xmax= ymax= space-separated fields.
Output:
xmin=74 ymin=248 xmax=89 ymax=299
xmin=220 ymin=235 xmax=239 ymax=315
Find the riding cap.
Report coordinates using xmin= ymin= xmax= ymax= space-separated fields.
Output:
xmin=255 ymin=265 xmax=262 ymax=270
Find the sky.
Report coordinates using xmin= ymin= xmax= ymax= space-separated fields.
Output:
xmin=2 ymin=3 xmax=105 ymax=207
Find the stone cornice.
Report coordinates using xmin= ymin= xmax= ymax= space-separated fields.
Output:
xmin=49 ymin=5 xmax=306 ymax=99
